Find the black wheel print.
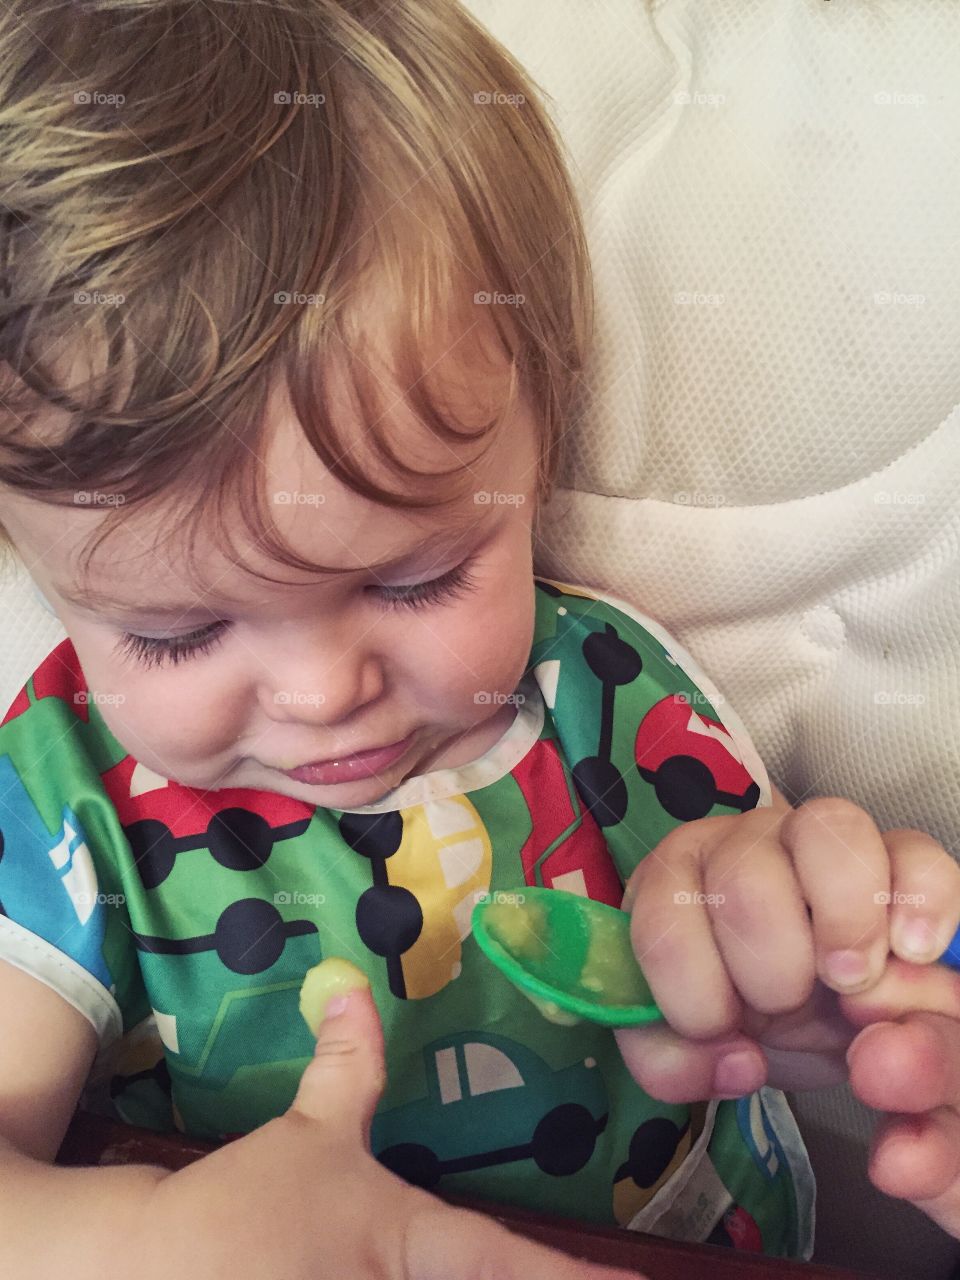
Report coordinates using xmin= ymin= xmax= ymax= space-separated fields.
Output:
xmin=614 ymin=1117 xmax=686 ymax=1187
xmin=208 ymin=808 xmax=275 ymax=871
xmin=572 ymin=756 xmax=629 ymax=827
xmin=338 ymin=810 xmax=404 ymax=860
xmin=126 ymin=818 xmax=178 ymax=890
xmin=355 ymin=884 xmax=423 ymax=958
xmin=377 ymin=1143 xmax=442 ymax=1189
xmin=582 ymin=625 xmax=643 ymax=686
xmin=531 ymin=1103 xmax=600 ymax=1176
xmin=214 ymin=897 xmax=288 ymax=974
xmin=651 ymin=756 xmax=716 ymax=821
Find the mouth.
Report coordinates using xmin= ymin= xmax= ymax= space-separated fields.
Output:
xmin=278 ymin=733 xmax=416 ymax=786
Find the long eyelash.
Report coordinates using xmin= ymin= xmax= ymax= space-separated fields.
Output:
xmin=115 ymin=561 xmax=480 ymax=669
xmin=375 ymin=560 xmax=479 ymax=611
xmin=115 ymin=623 xmax=227 ymax=670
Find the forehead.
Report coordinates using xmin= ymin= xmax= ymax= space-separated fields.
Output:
xmin=2 ymin=358 xmax=534 ymax=614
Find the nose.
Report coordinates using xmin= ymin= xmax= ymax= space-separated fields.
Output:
xmin=257 ymin=624 xmax=386 ymax=728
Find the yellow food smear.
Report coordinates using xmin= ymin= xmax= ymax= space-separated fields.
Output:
xmin=579 ymin=910 xmax=648 ymax=1006
xmin=484 ymin=897 xmax=549 ymax=962
xmin=299 ymin=957 xmax=370 ymax=1035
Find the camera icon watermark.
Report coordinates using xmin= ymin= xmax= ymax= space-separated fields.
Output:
xmin=272 ymin=490 xmax=326 ymax=505
xmin=73 ymin=490 xmax=126 ymax=507
xmin=674 ymin=890 xmax=726 ymax=906
xmin=473 ymin=290 xmax=525 ymax=307
xmin=274 ymin=890 xmax=327 ymax=906
xmin=474 ymin=889 xmax=526 ymax=906
xmin=474 ymin=690 xmax=526 ymax=706
xmin=74 ymin=890 xmax=126 ymax=907
xmin=274 ymin=691 xmax=327 ymax=707
xmin=473 ymin=90 xmax=525 ymax=106
xmin=274 ymin=291 xmax=325 ymax=306
xmin=473 ymin=489 xmax=525 ymax=505
xmin=74 ymin=690 xmax=125 ymax=707
xmin=274 ymin=90 xmax=326 ymax=107
xmin=874 ymin=891 xmax=926 ymax=907
xmin=73 ymin=90 xmax=125 ymax=107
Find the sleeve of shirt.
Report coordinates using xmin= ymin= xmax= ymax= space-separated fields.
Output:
xmin=529 ymin=577 xmax=772 ymax=886
xmin=0 ymin=640 xmax=149 ymax=1062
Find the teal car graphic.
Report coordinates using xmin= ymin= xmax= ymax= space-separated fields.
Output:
xmin=373 ymin=1031 xmax=608 ymax=1188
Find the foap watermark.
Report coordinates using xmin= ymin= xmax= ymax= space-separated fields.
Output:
xmin=874 ymin=490 xmax=926 ymax=505
xmin=473 ymin=90 xmax=525 ymax=106
xmin=674 ymin=291 xmax=724 ymax=306
xmin=474 ymin=290 xmax=525 ymax=307
xmin=74 ymin=690 xmax=125 ymax=707
xmin=874 ymin=891 xmax=927 ymax=907
xmin=273 ymin=490 xmax=326 ymax=506
xmin=674 ymin=490 xmax=725 ymax=507
xmin=274 ymin=691 xmax=327 ymax=707
xmin=73 ymin=490 xmax=126 ymax=507
xmin=74 ymin=890 xmax=126 ymax=907
xmin=74 ymin=89 xmax=125 ymax=107
xmin=474 ymin=889 xmax=526 ymax=906
xmin=874 ymin=291 xmax=925 ymax=307
xmin=274 ymin=291 xmax=325 ymax=306
xmin=474 ymin=690 xmax=526 ymax=706
xmin=674 ymin=890 xmax=726 ymax=906
xmin=674 ymin=89 xmax=726 ymax=108
xmin=274 ymin=90 xmax=326 ymax=107
xmin=274 ymin=890 xmax=327 ymax=906
xmin=474 ymin=489 xmax=525 ymax=506
xmin=874 ymin=690 xmax=926 ymax=706
xmin=873 ymin=90 xmax=925 ymax=108
xmin=75 ymin=290 xmax=125 ymax=306
xmin=677 ymin=689 xmax=725 ymax=709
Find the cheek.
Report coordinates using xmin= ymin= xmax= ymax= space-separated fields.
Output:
xmin=411 ymin=567 xmax=535 ymax=708
xmin=69 ymin=630 xmax=244 ymax=764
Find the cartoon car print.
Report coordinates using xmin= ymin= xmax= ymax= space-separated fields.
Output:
xmin=635 ymin=695 xmax=761 ymax=821
xmin=373 ymin=1031 xmax=608 ymax=1189
xmin=341 ymin=796 xmax=493 ymax=1001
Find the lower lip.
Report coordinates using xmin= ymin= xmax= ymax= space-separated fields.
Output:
xmin=280 ymin=734 xmax=415 ymax=786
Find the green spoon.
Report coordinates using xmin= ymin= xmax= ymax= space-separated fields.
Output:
xmin=471 ymin=887 xmax=663 ymax=1028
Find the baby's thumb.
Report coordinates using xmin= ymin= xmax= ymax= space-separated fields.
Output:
xmin=290 ymin=982 xmax=387 ymax=1142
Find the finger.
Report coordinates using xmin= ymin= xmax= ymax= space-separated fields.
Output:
xmin=868 ymin=1108 xmax=960 ymax=1236
xmin=704 ymin=815 xmax=816 ymax=1014
xmin=847 ymin=1011 xmax=960 ymax=1115
xmin=614 ymin=1021 xmax=767 ymax=1103
xmin=406 ymin=1199 xmax=648 ymax=1280
xmin=289 ymin=985 xmax=386 ymax=1140
xmin=883 ymin=828 xmax=960 ymax=965
xmin=841 ymin=954 xmax=960 ymax=1029
xmin=780 ymin=797 xmax=890 ymax=993
xmin=628 ymin=821 xmax=742 ymax=1039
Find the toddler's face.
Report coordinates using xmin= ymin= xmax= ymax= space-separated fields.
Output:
xmin=2 ymin=364 xmax=540 ymax=809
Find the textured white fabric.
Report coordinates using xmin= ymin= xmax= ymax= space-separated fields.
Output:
xmin=456 ymin=3 xmax=960 ymax=1278
xmin=2 ymin=0 xmax=959 ymax=1274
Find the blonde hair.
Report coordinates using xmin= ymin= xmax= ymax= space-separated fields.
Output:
xmin=0 ymin=0 xmax=592 ymax=580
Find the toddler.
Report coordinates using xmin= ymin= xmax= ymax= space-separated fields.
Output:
xmin=1 ymin=1 xmax=958 ymax=1275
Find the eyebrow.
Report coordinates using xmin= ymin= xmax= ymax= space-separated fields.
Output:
xmin=53 ymin=518 xmax=492 ymax=620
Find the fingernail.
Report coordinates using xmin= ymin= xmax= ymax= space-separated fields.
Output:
xmin=891 ymin=914 xmax=938 ymax=962
xmin=324 ymin=994 xmax=351 ymax=1020
xmin=823 ymin=949 xmax=871 ymax=991
xmin=713 ymin=1050 xmax=764 ymax=1098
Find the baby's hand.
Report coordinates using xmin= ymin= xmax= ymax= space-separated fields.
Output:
xmin=141 ymin=982 xmax=641 ymax=1280
xmin=615 ymin=796 xmax=960 ymax=1101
